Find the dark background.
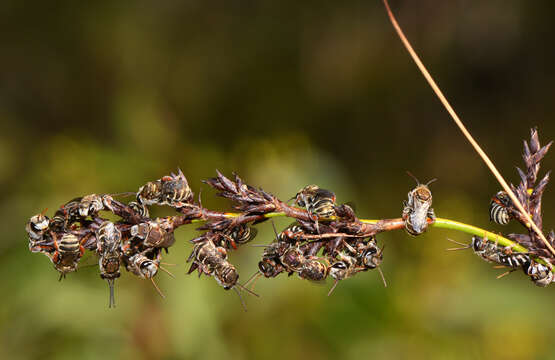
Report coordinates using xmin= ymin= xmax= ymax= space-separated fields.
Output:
xmin=2 ymin=1 xmax=555 ymax=359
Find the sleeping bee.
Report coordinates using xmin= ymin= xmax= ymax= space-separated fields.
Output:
xmin=524 ymin=261 xmax=554 ymax=287
xmin=96 ymin=221 xmax=123 ymax=308
xmin=402 ymin=172 xmax=436 ymax=236
xmin=489 ymin=191 xmax=512 ymax=225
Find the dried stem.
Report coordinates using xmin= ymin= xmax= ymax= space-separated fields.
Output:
xmin=382 ymin=0 xmax=555 ymax=257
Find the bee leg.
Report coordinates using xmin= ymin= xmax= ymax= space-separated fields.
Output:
xmin=496 ymin=269 xmax=516 ymax=279
xmin=327 ymin=280 xmax=339 ymax=297
xmin=150 ymin=277 xmax=165 ymax=299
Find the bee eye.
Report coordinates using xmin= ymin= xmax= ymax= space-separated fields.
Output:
xmin=332 ymin=262 xmax=347 ymax=270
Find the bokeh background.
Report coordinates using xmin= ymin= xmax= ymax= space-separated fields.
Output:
xmin=2 ymin=1 xmax=555 ymax=359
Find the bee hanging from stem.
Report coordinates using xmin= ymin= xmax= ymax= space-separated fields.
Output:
xmin=402 ymin=172 xmax=436 ymax=236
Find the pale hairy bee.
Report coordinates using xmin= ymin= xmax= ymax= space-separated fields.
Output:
xmin=130 ymin=219 xmax=175 ymax=249
xmin=79 ymin=194 xmax=104 ymax=217
xmin=298 ymin=258 xmax=329 ymax=282
xmin=26 ymin=211 xmax=51 ymax=253
xmin=128 ymin=201 xmax=150 ymax=218
xmin=137 ymin=180 xmax=163 ymax=206
xmin=402 ymin=173 xmax=436 ymax=236
xmin=524 ymin=261 xmax=554 ymax=287
xmin=96 ymin=221 xmax=122 ymax=308
xmin=49 ymin=232 xmax=86 ymax=280
xmin=218 ymin=224 xmax=258 ymax=249
xmin=187 ymin=239 xmax=257 ymax=309
xmin=294 ymin=185 xmax=336 ymax=219
xmin=160 ymin=168 xmax=193 ymax=206
xmin=489 ymin=191 xmax=512 ymax=225
xmin=124 ymin=248 xmax=170 ymax=298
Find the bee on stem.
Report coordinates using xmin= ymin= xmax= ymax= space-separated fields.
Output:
xmin=160 ymin=168 xmax=193 ymax=207
xmin=26 ymin=210 xmax=52 ymax=253
xmin=524 ymin=261 xmax=554 ymax=287
xmin=187 ymin=238 xmax=258 ymax=311
xmin=293 ymin=185 xmax=336 ymax=233
xmin=130 ymin=219 xmax=176 ymax=250
xmin=402 ymin=172 xmax=436 ymax=236
xmin=96 ymin=221 xmax=123 ymax=308
xmin=124 ymin=247 xmax=173 ymax=298
xmin=489 ymin=191 xmax=512 ymax=225
xmin=48 ymin=232 xmax=91 ymax=280
xmin=217 ymin=224 xmax=258 ymax=250
xmin=78 ymin=194 xmax=104 ymax=217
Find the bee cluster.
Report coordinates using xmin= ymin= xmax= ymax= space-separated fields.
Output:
xmin=449 ymin=129 xmax=555 ymax=286
xmin=26 ymin=169 xmax=390 ymax=308
xmin=25 ymin=128 xmax=555 ymax=308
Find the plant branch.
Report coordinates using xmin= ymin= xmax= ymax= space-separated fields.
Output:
xmin=381 ymin=0 xmax=555 ymax=257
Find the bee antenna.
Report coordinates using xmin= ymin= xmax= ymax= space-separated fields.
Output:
xmin=327 ymin=279 xmax=339 ymax=297
xmin=41 ymin=208 xmax=49 ymax=216
xmin=446 ymin=238 xmax=471 ymax=251
xmin=237 ymin=283 xmax=260 ymax=298
xmin=271 ymin=219 xmax=279 ymax=240
xmin=198 ymin=188 xmax=203 ymax=208
xmin=426 ymin=178 xmax=438 ymax=186
xmin=160 ymin=262 xmax=176 ymax=266
xmin=244 ymin=271 xmax=261 ymax=288
xmin=377 ymin=266 xmax=387 ymax=288
xmin=158 ymin=265 xmax=175 ymax=279
xmin=233 ymin=287 xmax=248 ymax=312
xmin=150 ymin=277 xmax=165 ymax=299
xmin=107 ymin=278 xmax=116 ymax=308
xmin=406 ymin=171 xmax=421 ymax=185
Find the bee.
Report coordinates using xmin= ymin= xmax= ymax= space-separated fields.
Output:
xmin=130 ymin=219 xmax=176 ymax=249
xmin=298 ymin=257 xmax=329 ymax=282
xmin=328 ymin=239 xmax=386 ymax=296
xmin=137 ymin=180 xmax=163 ymax=206
xmin=124 ymin=248 xmax=172 ymax=298
xmin=128 ymin=201 xmax=150 ymax=218
xmin=26 ymin=211 xmax=52 ymax=253
xmin=280 ymin=246 xmax=306 ymax=273
xmin=187 ymin=239 xmax=257 ymax=310
xmin=447 ymin=236 xmax=531 ymax=278
xmin=328 ymin=254 xmax=359 ymax=296
xmin=489 ymin=191 xmax=512 ymax=225
xmin=524 ymin=261 xmax=554 ymax=287
xmin=49 ymin=232 xmax=88 ymax=280
xmin=96 ymin=221 xmax=122 ymax=308
xmin=356 ymin=240 xmax=384 ymax=271
xmin=160 ymin=169 xmax=193 ymax=206
xmin=218 ymin=224 xmax=258 ymax=249
xmin=294 ymin=185 xmax=336 ymax=230
xmin=78 ymin=194 xmax=104 ymax=217
xmin=402 ymin=173 xmax=436 ymax=236
xmin=277 ymin=223 xmax=306 ymax=244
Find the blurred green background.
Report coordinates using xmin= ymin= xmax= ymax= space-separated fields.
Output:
xmin=2 ymin=1 xmax=555 ymax=359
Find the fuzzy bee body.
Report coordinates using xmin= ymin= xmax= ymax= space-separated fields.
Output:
xmin=218 ymin=224 xmax=258 ymax=249
xmin=124 ymin=248 xmax=161 ymax=279
xmin=160 ymin=169 xmax=193 ymax=206
xmin=137 ymin=181 xmax=163 ymax=206
xmin=298 ymin=258 xmax=329 ymax=281
xmin=96 ymin=221 xmax=122 ymax=308
xmin=470 ymin=236 xmax=530 ymax=269
xmin=50 ymin=233 xmax=86 ymax=278
xmin=128 ymin=201 xmax=150 ymax=218
xmin=188 ymin=240 xmax=240 ymax=290
xmin=79 ymin=194 xmax=104 ymax=217
xmin=294 ymin=185 xmax=336 ymax=220
xmin=489 ymin=191 xmax=512 ymax=225
xmin=26 ymin=213 xmax=52 ymax=252
xmin=524 ymin=262 xmax=554 ymax=287
xmin=402 ymin=175 xmax=436 ymax=236
xmin=130 ymin=218 xmax=175 ymax=249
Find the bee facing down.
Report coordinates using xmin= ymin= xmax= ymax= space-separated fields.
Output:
xmin=402 ymin=172 xmax=436 ymax=236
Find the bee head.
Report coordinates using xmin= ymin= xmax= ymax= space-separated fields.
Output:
xmin=330 ymin=261 xmax=348 ymax=280
xmin=30 ymin=213 xmax=49 ymax=231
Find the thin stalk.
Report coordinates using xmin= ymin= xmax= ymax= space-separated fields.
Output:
xmin=381 ymin=0 xmax=555 ymax=257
